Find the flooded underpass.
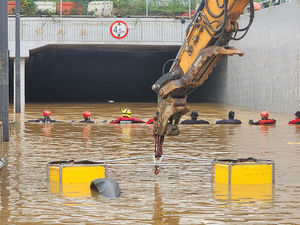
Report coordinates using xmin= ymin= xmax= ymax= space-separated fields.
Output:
xmin=24 ymin=45 xmax=180 ymax=102
xmin=0 ymin=102 xmax=300 ymax=224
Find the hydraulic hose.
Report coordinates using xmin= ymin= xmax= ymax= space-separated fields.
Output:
xmin=232 ymin=0 xmax=254 ymax=40
xmin=238 ymin=0 xmax=254 ymax=31
xmin=162 ymin=59 xmax=176 ymax=75
xmin=204 ymin=0 xmax=225 ymax=18
xmin=199 ymin=7 xmax=227 ymax=35
xmin=199 ymin=0 xmax=228 ymax=39
xmin=216 ymin=0 xmax=224 ymax=8
xmin=185 ymin=0 xmax=205 ymax=35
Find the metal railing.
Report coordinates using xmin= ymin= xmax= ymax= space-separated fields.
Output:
xmin=259 ymin=0 xmax=291 ymax=9
xmin=244 ymin=0 xmax=291 ymax=13
xmin=10 ymin=0 xmax=196 ymax=18
xmin=11 ymin=0 xmax=294 ymax=18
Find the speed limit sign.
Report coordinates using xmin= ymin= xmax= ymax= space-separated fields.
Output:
xmin=110 ymin=20 xmax=129 ymax=39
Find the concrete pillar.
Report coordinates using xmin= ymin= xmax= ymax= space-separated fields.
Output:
xmin=0 ymin=0 xmax=9 ymax=142
xmin=15 ymin=0 xmax=21 ymax=113
xmin=14 ymin=58 xmax=25 ymax=113
xmin=0 ymin=122 xmax=2 ymax=144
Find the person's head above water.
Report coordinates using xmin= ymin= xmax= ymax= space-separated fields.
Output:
xmin=190 ymin=111 xmax=199 ymax=120
xmin=43 ymin=110 xmax=51 ymax=118
xmin=295 ymin=111 xmax=300 ymax=119
xmin=228 ymin=111 xmax=235 ymax=120
xmin=121 ymin=108 xmax=131 ymax=118
xmin=260 ymin=111 xmax=269 ymax=120
xmin=83 ymin=111 xmax=91 ymax=119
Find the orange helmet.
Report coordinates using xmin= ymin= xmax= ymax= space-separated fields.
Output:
xmin=260 ymin=111 xmax=269 ymax=118
xmin=43 ymin=110 xmax=52 ymax=117
xmin=83 ymin=111 xmax=91 ymax=118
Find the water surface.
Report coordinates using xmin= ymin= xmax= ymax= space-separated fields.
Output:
xmin=0 ymin=103 xmax=300 ymax=224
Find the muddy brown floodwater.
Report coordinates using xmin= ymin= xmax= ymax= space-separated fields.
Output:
xmin=0 ymin=102 xmax=300 ymax=224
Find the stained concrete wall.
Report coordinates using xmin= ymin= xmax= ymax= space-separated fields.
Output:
xmin=221 ymin=0 xmax=299 ymax=114
xmin=8 ymin=17 xmax=187 ymax=57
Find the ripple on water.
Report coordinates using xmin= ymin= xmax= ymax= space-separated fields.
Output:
xmin=0 ymin=103 xmax=300 ymax=224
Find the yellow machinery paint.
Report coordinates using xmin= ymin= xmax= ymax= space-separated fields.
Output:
xmin=47 ymin=162 xmax=105 ymax=197
xmin=212 ymin=159 xmax=274 ymax=201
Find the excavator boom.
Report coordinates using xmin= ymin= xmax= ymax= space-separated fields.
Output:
xmin=152 ymin=0 xmax=254 ymax=158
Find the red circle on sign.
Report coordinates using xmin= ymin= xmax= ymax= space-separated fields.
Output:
xmin=110 ymin=20 xmax=129 ymax=39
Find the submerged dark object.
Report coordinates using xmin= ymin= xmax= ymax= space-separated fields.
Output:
xmin=90 ymin=178 xmax=121 ymax=198
xmin=0 ymin=155 xmax=6 ymax=171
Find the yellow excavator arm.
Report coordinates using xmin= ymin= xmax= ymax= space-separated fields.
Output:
xmin=152 ymin=0 xmax=254 ymax=158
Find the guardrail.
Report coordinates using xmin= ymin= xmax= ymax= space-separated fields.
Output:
xmin=244 ymin=0 xmax=291 ymax=12
xmin=260 ymin=0 xmax=291 ymax=8
xmin=8 ymin=0 xmax=196 ymax=18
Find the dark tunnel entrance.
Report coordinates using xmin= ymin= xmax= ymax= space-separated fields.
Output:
xmin=26 ymin=45 xmax=178 ymax=102
xmin=23 ymin=45 xmax=224 ymax=103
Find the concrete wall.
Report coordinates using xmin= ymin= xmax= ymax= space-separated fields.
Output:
xmin=221 ymin=0 xmax=299 ymax=114
xmin=8 ymin=17 xmax=187 ymax=57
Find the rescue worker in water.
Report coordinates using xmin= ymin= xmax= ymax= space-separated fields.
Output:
xmin=146 ymin=118 xmax=154 ymax=124
xmin=110 ymin=108 xmax=145 ymax=124
xmin=28 ymin=110 xmax=57 ymax=123
xmin=288 ymin=111 xmax=300 ymax=124
xmin=79 ymin=111 xmax=95 ymax=123
xmin=249 ymin=111 xmax=276 ymax=125
xmin=180 ymin=111 xmax=209 ymax=124
xmin=216 ymin=111 xmax=241 ymax=124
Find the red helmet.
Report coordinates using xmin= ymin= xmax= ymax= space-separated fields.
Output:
xmin=260 ymin=111 xmax=269 ymax=118
xmin=83 ymin=111 xmax=91 ymax=118
xmin=43 ymin=110 xmax=51 ymax=117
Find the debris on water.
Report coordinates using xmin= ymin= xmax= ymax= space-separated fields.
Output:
xmin=0 ymin=155 xmax=7 ymax=171
xmin=90 ymin=178 xmax=121 ymax=198
xmin=108 ymin=100 xmax=114 ymax=103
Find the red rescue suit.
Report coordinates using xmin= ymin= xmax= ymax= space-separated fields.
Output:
xmin=288 ymin=118 xmax=300 ymax=124
xmin=258 ymin=119 xmax=276 ymax=125
xmin=110 ymin=117 xmax=145 ymax=124
xmin=249 ymin=119 xmax=276 ymax=125
xmin=146 ymin=118 xmax=154 ymax=124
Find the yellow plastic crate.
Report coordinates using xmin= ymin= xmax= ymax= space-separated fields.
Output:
xmin=212 ymin=159 xmax=274 ymax=185
xmin=47 ymin=161 xmax=106 ymax=197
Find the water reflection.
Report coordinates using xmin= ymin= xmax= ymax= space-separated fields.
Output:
xmin=42 ymin=123 xmax=53 ymax=140
xmin=82 ymin=124 xmax=91 ymax=141
xmin=49 ymin=182 xmax=92 ymax=198
xmin=152 ymin=183 xmax=180 ymax=225
xmin=260 ymin=125 xmax=270 ymax=136
xmin=213 ymin=183 xmax=273 ymax=203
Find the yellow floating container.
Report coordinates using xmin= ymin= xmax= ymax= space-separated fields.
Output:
xmin=47 ymin=161 xmax=106 ymax=197
xmin=212 ymin=158 xmax=274 ymax=202
xmin=212 ymin=158 xmax=275 ymax=185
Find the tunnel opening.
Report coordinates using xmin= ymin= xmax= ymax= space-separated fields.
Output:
xmin=25 ymin=45 xmax=223 ymax=103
